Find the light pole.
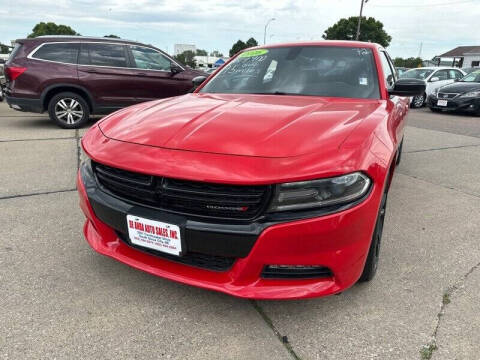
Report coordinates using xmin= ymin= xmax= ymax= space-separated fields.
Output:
xmin=356 ymin=0 xmax=368 ymax=41
xmin=264 ymin=18 xmax=276 ymax=45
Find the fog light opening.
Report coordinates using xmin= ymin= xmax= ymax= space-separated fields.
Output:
xmin=261 ymin=264 xmax=333 ymax=279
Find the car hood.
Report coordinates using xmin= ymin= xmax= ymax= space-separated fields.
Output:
xmin=99 ymin=93 xmax=381 ymax=158
xmin=438 ymin=82 xmax=480 ymax=94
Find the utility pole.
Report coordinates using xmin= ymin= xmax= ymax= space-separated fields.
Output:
xmin=356 ymin=0 xmax=368 ymax=41
xmin=264 ymin=18 xmax=276 ymax=45
xmin=418 ymin=42 xmax=423 ymax=59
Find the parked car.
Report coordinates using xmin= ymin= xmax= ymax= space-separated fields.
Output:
xmin=4 ymin=36 xmax=206 ymax=128
xmin=0 ymin=59 xmax=6 ymax=101
xmin=461 ymin=67 xmax=480 ymax=75
xmin=395 ymin=67 xmax=409 ymax=76
xmin=400 ymin=67 xmax=465 ymax=108
xmin=427 ymin=69 xmax=480 ymax=115
xmin=78 ymin=41 xmax=424 ymax=299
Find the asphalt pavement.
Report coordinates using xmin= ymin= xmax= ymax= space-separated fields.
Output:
xmin=0 ymin=103 xmax=479 ymax=360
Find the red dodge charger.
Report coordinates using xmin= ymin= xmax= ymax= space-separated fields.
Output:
xmin=78 ymin=41 xmax=424 ymax=299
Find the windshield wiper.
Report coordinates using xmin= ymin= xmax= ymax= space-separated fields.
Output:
xmin=251 ymin=91 xmax=300 ymax=96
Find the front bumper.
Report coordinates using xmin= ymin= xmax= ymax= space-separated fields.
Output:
xmin=427 ymin=94 xmax=480 ymax=113
xmin=77 ymin=162 xmax=382 ymax=299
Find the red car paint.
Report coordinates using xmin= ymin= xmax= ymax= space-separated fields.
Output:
xmin=78 ymin=41 xmax=410 ymax=299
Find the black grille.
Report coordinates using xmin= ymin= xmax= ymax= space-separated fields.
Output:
xmin=438 ymin=93 xmax=459 ymax=99
xmin=93 ymin=162 xmax=271 ymax=220
xmin=117 ymin=232 xmax=235 ymax=271
xmin=261 ymin=265 xmax=333 ymax=279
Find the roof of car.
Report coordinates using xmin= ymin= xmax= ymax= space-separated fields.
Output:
xmin=254 ymin=40 xmax=383 ymax=50
xmin=16 ymin=35 xmax=150 ymax=47
xmin=406 ymin=67 xmax=460 ymax=71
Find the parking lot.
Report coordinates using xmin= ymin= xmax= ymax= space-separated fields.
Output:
xmin=1 ymin=102 xmax=479 ymax=359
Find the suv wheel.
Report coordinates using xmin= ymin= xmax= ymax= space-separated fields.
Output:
xmin=48 ymin=92 xmax=90 ymax=129
xmin=358 ymin=189 xmax=388 ymax=282
xmin=411 ymin=93 xmax=425 ymax=108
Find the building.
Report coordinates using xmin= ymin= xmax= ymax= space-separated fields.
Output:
xmin=194 ymin=56 xmax=229 ymax=69
xmin=174 ymin=44 xmax=196 ymax=56
xmin=435 ymin=46 xmax=480 ymax=69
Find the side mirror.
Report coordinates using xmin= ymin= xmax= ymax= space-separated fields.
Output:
xmin=454 ymin=78 xmax=460 ymax=82
xmin=388 ymin=79 xmax=426 ymax=97
xmin=171 ymin=63 xmax=184 ymax=74
xmin=192 ymin=76 xmax=207 ymax=88
xmin=430 ymin=76 xmax=440 ymax=82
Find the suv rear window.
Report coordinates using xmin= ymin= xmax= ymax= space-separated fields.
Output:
xmin=31 ymin=43 xmax=79 ymax=64
xmin=79 ymin=43 xmax=128 ymax=68
xmin=7 ymin=43 xmax=23 ymax=63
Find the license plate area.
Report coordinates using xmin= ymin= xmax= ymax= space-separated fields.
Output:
xmin=437 ymin=99 xmax=448 ymax=107
xmin=126 ymin=214 xmax=183 ymax=256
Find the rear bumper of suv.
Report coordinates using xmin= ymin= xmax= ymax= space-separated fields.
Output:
xmin=5 ymin=95 xmax=43 ymax=113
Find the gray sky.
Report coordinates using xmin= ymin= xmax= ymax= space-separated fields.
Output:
xmin=1 ymin=0 xmax=479 ymax=59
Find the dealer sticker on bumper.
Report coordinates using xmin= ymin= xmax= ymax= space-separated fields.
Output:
xmin=126 ymin=215 xmax=182 ymax=256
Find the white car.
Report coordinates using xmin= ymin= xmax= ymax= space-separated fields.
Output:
xmin=399 ymin=67 xmax=466 ymax=108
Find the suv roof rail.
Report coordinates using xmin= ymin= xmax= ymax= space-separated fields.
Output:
xmin=34 ymin=35 xmax=136 ymax=42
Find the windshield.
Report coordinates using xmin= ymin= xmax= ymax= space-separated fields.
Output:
xmin=200 ymin=46 xmax=380 ymax=99
xmin=460 ymin=70 xmax=480 ymax=82
xmin=400 ymin=68 xmax=433 ymax=80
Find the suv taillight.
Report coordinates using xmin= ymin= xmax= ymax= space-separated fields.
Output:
xmin=5 ymin=67 xmax=27 ymax=81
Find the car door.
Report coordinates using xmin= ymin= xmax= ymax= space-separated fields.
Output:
xmin=427 ymin=69 xmax=451 ymax=96
xmin=127 ymin=45 xmax=193 ymax=102
xmin=77 ymin=42 xmax=139 ymax=111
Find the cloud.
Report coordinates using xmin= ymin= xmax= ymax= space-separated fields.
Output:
xmin=1 ymin=0 xmax=479 ymax=59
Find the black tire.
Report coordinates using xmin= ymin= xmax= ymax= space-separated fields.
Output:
xmin=358 ymin=190 xmax=388 ymax=282
xmin=0 ymin=85 xmax=4 ymax=102
xmin=411 ymin=93 xmax=425 ymax=108
xmin=48 ymin=92 xmax=90 ymax=129
xmin=396 ymin=138 xmax=403 ymax=166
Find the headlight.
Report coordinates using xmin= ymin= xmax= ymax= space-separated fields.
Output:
xmin=433 ymin=88 xmax=440 ymax=97
xmin=460 ymin=91 xmax=480 ymax=98
xmin=268 ymin=172 xmax=371 ymax=212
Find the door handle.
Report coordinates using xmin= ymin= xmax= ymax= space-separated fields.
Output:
xmin=83 ymin=69 xmax=98 ymax=74
xmin=136 ymin=72 xmax=147 ymax=76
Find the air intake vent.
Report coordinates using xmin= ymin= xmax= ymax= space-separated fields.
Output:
xmin=117 ymin=232 xmax=235 ymax=271
xmin=261 ymin=265 xmax=333 ymax=279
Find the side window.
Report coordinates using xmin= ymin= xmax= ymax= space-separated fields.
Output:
xmin=84 ymin=44 xmax=128 ymax=68
xmin=31 ymin=43 xmax=79 ymax=64
xmin=380 ymin=51 xmax=395 ymax=89
xmin=447 ymin=70 xmax=461 ymax=80
xmin=453 ymin=70 xmax=464 ymax=80
xmin=433 ymin=70 xmax=448 ymax=81
xmin=130 ymin=46 xmax=172 ymax=71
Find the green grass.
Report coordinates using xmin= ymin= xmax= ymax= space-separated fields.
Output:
xmin=420 ymin=343 xmax=438 ymax=360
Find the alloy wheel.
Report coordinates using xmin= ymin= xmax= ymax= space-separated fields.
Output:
xmin=54 ymin=98 xmax=84 ymax=125
xmin=413 ymin=94 xmax=425 ymax=108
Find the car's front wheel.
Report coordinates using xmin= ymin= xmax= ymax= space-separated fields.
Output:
xmin=358 ymin=190 xmax=388 ymax=282
xmin=411 ymin=93 xmax=425 ymax=108
xmin=48 ymin=92 xmax=90 ymax=129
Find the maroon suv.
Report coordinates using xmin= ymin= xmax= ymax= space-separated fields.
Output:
xmin=5 ymin=36 xmax=206 ymax=128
